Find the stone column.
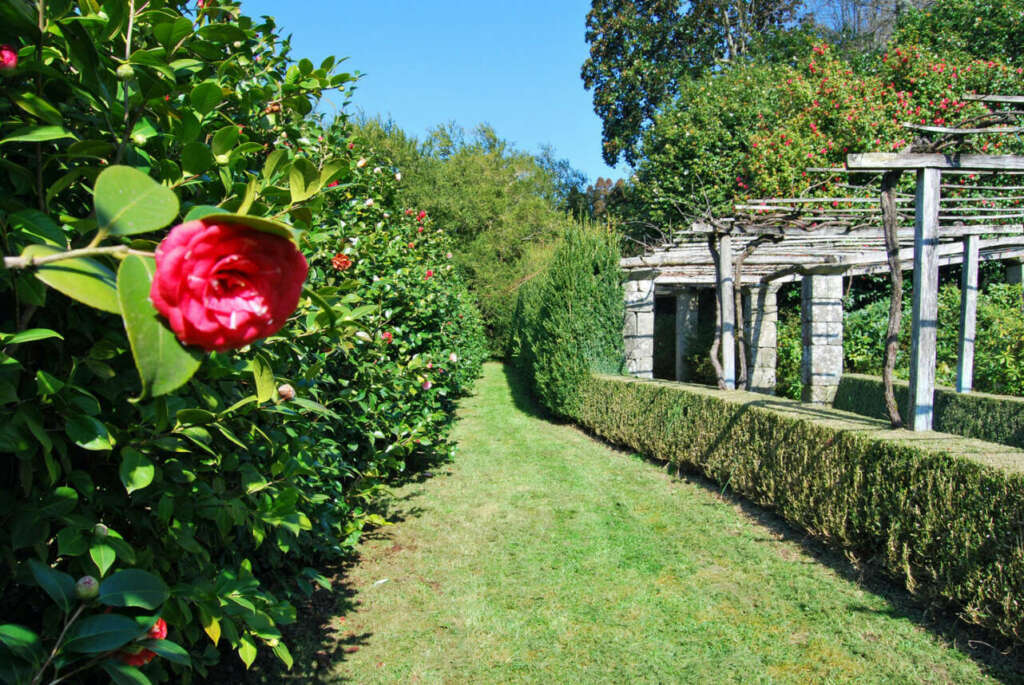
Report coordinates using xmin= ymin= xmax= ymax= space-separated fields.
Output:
xmin=801 ymin=274 xmax=843 ymax=404
xmin=743 ymin=285 xmax=778 ymax=394
xmin=674 ymin=288 xmax=700 ymax=381
xmin=1007 ymin=258 xmax=1023 ymax=285
xmin=624 ymin=272 xmax=655 ymax=378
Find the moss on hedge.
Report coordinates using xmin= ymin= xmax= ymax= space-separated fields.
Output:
xmin=835 ymin=373 xmax=1024 ymax=450
xmin=578 ymin=374 xmax=1024 ymax=642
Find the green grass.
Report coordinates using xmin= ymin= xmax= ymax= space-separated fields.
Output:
xmin=286 ymin=363 xmax=1019 ymax=683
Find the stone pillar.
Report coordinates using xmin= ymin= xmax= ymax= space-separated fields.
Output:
xmin=743 ymin=285 xmax=778 ymax=394
xmin=674 ymin=288 xmax=700 ymax=381
xmin=624 ymin=272 xmax=655 ymax=378
xmin=801 ymin=274 xmax=843 ymax=404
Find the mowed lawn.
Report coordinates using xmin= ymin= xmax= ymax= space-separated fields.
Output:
xmin=311 ymin=363 xmax=1015 ymax=683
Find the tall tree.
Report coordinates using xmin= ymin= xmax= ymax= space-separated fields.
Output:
xmin=582 ymin=0 xmax=806 ymax=166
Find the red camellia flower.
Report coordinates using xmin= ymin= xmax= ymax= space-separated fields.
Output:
xmin=331 ymin=253 xmax=352 ymax=271
xmin=424 ymin=269 xmax=433 ymax=279
xmin=0 ymin=45 xmax=17 ymax=72
xmin=416 ymin=210 xmax=426 ymax=222
xmin=380 ymin=331 xmax=393 ymax=344
xmin=147 ymin=618 xmax=168 ymax=641
xmin=151 ymin=219 xmax=308 ymax=352
xmin=328 ymin=180 xmax=339 ymax=187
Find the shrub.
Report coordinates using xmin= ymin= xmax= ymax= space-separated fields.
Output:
xmin=509 ymin=223 xmax=624 ymax=418
xmin=577 ymin=374 xmax=1024 ymax=642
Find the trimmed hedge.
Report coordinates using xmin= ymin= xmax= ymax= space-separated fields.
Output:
xmin=577 ymin=374 xmax=1024 ymax=641
xmin=509 ymin=224 xmax=624 ymax=418
xmin=835 ymin=374 xmax=1024 ymax=449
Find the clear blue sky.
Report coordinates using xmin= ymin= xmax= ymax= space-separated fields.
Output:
xmin=240 ymin=0 xmax=629 ymax=184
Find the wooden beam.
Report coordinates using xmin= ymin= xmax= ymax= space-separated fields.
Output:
xmin=718 ymin=235 xmax=736 ymax=390
xmin=964 ymin=94 xmax=1024 ymax=104
xmin=900 ymin=123 xmax=1024 ymax=134
xmin=908 ymin=167 xmax=941 ymax=431
xmin=957 ymin=235 xmax=979 ymax=393
xmin=848 ymin=153 xmax=1024 ymax=171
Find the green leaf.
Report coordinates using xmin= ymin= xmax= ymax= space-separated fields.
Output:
xmin=26 ymin=560 xmax=75 ymax=614
xmin=288 ymin=157 xmax=320 ymax=204
xmin=0 ymin=624 xmax=42 ymax=664
xmin=181 ymin=141 xmax=215 ymax=175
xmin=21 ymin=244 xmax=119 ymax=313
xmin=0 ymin=125 xmax=77 ymax=145
xmin=102 ymin=660 xmax=153 ymax=685
xmin=262 ymin=149 xmax=288 ymax=181
xmin=182 ymin=205 xmax=229 ymax=222
xmin=211 ymin=125 xmax=239 ymax=157
xmin=239 ymin=464 xmax=268 ymax=495
xmin=11 ymin=92 xmax=62 ymax=125
xmin=237 ymin=635 xmax=257 ymax=669
xmin=251 ymin=353 xmax=275 ymax=403
xmin=195 ymin=213 xmax=297 ymax=243
xmin=98 ymin=569 xmax=169 ymax=610
xmin=119 ymin=448 xmax=155 ymax=494
xmin=64 ymin=615 xmax=142 ymax=653
xmin=117 ymin=255 xmax=201 ymax=399
xmin=3 ymin=328 xmax=63 ymax=345
xmin=94 ymin=166 xmax=179 ymax=237
xmin=189 ymin=80 xmax=222 ymax=116
xmin=90 ymin=543 xmax=116 ymax=576
xmin=153 ymin=17 xmax=193 ymax=51
xmin=272 ymin=640 xmax=293 ymax=669
xmin=39 ymin=486 xmax=78 ymax=518
xmin=141 ymin=638 xmax=191 ymax=666
xmin=10 ymin=209 xmax=66 ymax=246
xmin=65 ymin=415 xmax=115 ymax=451
xmin=197 ymin=23 xmax=246 ymax=43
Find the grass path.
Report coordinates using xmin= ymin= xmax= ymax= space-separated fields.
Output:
xmin=314 ymin=363 xmax=1013 ymax=683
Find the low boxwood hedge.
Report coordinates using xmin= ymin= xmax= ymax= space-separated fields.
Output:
xmin=834 ymin=373 xmax=1024 ymax=449
xmin=578 ymin=373 xmax=1024 ymax=642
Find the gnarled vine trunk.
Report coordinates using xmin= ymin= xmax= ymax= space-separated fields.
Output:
xmin=880 ymin=170 xmax=904 ymax=427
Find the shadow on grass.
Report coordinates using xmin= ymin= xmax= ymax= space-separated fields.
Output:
xmin=612 ymin=442 xmax=1024 ymax=682
xmin=500 ymin=363 xmax=564 ymax=422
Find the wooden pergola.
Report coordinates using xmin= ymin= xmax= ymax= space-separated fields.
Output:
xmin=622 ymin=127 xmax=1024 ymax=431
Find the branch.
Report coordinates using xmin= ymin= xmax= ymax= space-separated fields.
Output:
xmin=4 ymin=245 xmax=154 ymax=269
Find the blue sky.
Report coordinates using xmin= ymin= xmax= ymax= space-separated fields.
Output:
xmin=241 ymin=0 xmax=629 ymax=184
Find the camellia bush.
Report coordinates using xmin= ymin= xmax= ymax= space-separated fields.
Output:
xmin=0 ymin=1 xmax=486 ymax=683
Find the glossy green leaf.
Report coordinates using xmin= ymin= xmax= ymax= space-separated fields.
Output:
xmin=289 ymin=157 xmax=320 ymax=204
xmin=21 ymin=244 xmax=119 ymax=313
xmin=90 ymin=543 xmax=116 ymax=576
xmin=64 ymin=614 xmax=142 ymax=653
xmin=251 ymin=353 xmax=275 ymax=403
xmin=102 ymin=660 xmax=153 ymax=685
xmin=211 ymin=125 xmax=239 ymax=157
xmin=98 ymin=569 xmax=169 ymax=610
xmin=197 ymin=23 xmax=246 ymax=43
xmin=181 ymin=141 xmax=215 ymax=174
xmin=272 ymin=641 xmax=293 ymax=669
xmin=189 ymin=80 xmax=222 ymax=115
xmin=238 ymin=635 xmax=257 ymax=669
xmin=94 ymin=166 xmax=179 ymax=236
xmin=3 ymin=328 xmax=63 ymax=345
xmin=0 ymin=624 xmax=42 ymax=664
xmin=262 ymin=149 xmax=288 ymax=181
xmin=26 ymin=559 xmax=75 ymax=614
xmin=141 ymin=638 xmax=191 ymax=666
xmin=65 ymin=415 xmax=115 ymax=451
xmin=10 ymin=209 xmax=66 ymax=246
xmin=119 ymin=448 xmax=155 ymax=494
xmin=117 ymin=255 xmax=201 ymax=399
xmin=183 ymin=205 xmax=229 ymax=222
xmin=0 ymin=125 xmax=77 ymax=145
xmin=152 ymin=17 xmax=192 ymax=51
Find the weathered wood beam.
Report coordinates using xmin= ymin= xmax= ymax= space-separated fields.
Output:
xmin=900 ymin=123 xmax=1024 ymax=134
xmin=848 ymin=153 xmax=1024 ymax=171
xmin=908 ymin=167 xmax=941 ymax=431
xmin=957 ymin=235 xmax=979 ymax=393
xmin=964 ymin=94 xmax=1024 ymax=104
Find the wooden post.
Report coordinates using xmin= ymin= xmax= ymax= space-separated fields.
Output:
xmin=908 ymin=167 xmax=941 ymax=430
xmin=956 ymin=235 xmax=979 ymax=393
xmin=718 ymin=235 xmax=736 ymax=390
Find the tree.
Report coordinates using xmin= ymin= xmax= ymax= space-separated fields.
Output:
xmin=582 ymin=0 xmax=807 ymax=166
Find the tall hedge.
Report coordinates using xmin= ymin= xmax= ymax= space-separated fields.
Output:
xmin=509 ymin=224 xmax=624 ymax=418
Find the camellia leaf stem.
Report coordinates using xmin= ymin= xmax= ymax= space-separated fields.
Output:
xmin=4 ymin=246 xmax=154 ymax=270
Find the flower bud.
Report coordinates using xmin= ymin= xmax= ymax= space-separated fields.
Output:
xmin=116 ymin=63 xmax=135 ymax=81
xmin=277 ymin=383 xmax=295 ymax=401
xmin=75 ymin=576 xmax=99 ymax=600
xmin=0 ymin=45 xmax=17 ymax=73
xmin=93 ymin=523 xmax=109 ymax=537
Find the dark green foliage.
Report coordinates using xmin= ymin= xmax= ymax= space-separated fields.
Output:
xmin=576 ymin=374 xmax=1024 ymax=642
xmin=835 ymin=374 xmax=1024 ymax=450
xmin=510 ymin=225 xmax=625 ymax=418
xmin=894 ymin=0 xmax=1024 ymax=64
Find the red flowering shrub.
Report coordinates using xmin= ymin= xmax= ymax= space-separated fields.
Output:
xmin=0 ymin=44 xmax=16 ymax=71
xmin=151 ymin=219 xmax=308 ymax=351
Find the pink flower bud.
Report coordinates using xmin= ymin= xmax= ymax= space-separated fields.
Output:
xmin=0 ymin=45 xmax=18 ymax=72
xmin=277 ymin=383 xmax=295 ymax=401
xmin=449 ymin=353 xmax=458 ymax=363
xmin=422 ymin=380 xmax=432 ymax=390
xmin=75 ymin=576 xmax=99 ymax=600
